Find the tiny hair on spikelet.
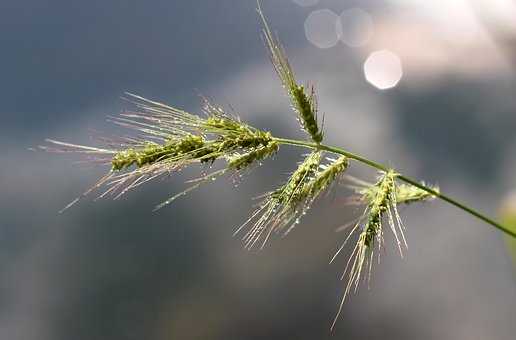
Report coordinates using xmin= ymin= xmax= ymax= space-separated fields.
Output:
xmin=395 ymin=183 xmax=439 ymax=204
xmin=236 ymin=151 xmax=322 ymax=249
xmin=227 ymin=141 xmax=280 ymax=171
xmin=345 ymin=174 xmax=439 ymax=206
xmin=257 ymin=1 xmax=323 ymax=144
xmin=154 ymin=141 xmax=281 ymax=212
xmin=329 ymin=172 xmax=437 ymax=329
xmin=40 ymin=94 xmax=279 ymax=212
xmin=301 ymin=155 xmax=349 ymax=205
xmin=236 ymin=153 xmax=349 ymax=250
xmin=330 ymin=170 xmax=405 ymax=330
xmin=279 ymin=155 xmax=350 ymax=236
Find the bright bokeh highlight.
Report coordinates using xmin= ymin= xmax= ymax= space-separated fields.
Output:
xmin=363 ymin=50 xmax=403 ymax=89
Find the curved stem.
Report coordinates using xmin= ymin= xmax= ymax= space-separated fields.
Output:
xmin=273 ymin=137 xmax=516 ymax=239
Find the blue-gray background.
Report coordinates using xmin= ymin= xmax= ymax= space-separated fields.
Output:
xmin=1 ymin=0 xmax=516 ymax=339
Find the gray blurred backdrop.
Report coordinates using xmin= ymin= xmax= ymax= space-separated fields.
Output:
xmin=1 ymin=0 xmax=516 ymax=339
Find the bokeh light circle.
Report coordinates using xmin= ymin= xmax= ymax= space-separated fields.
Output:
xmin=338 ymin=8 xmax=374 ymax=47
xmin=363 ymin=50 xmax=403 ymax=90
xmin=292 ymin=0 xmax=319 ymax=7
xmin=304 ymin=9 xmax=340 ymax=49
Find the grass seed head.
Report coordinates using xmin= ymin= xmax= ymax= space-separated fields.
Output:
xmin=257 ymin=1 xmax=323 ymax=144
xmin=291 ymin=84 xmax=323 ymax=143
xmin=237 ymin=151 xmax=322 ymax=249
xmin=396 ymin=183 xmax=439 ymax=204
xmin=227 ymin=141 xmax=279 ymax=171
xmin=356 ymin=178 xmax=438 ymax=206
xmin=39 ymin=7 xmax=451 ymax=332
xmin=41 ymin=94 xmax=279 ymax=210
xmin=331 ymin=169 xmax=405 ymax=330
xmin=111 ymin=134 xmax=207 ymax=171
xmin=300 ymin=155 xmax=349 ymax=203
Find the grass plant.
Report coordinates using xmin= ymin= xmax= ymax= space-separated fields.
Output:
xmin=39 ymin=1 xmax=516 ymax=329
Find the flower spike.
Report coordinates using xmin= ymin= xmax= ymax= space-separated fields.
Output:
xmin=257 ymin=1 xmax=323 ymax=143
xmin=40 ymin=95 xmax=279 ymax=211
xmin=332 ymin=170 xmax=403 ymax=330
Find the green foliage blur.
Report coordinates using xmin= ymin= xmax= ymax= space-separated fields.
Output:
xmin=500 ymin=195 xmax=516 ymax=269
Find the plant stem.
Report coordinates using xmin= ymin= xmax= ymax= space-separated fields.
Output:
xmin=273 ymin=137 xmax=516 ymax=239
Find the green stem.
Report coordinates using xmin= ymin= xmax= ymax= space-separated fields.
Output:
xmin=273 ymin=137 xmax=516 ymax=239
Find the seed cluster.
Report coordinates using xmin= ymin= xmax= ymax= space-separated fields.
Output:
xmin=238 ymin=154 xmax=350 ymax=249
xmin=238 ymin=152 xmax=322 ymax=249
xmin=291 ymin=85 xmax=323 ymax=143
xmin=300 ymin=155 xmax=349 ymax=203
xmin=278 ymin=152 xmax=322 ymax=203
xmin=396 ymin=183 xmax=438 ymax=204
xmin=111 ymin=135 xmax=207 ymax=171
xmin=228 ymin=141 xmax=280 ymax=170
xmin=357 ymin=178 xmax=438 ymax=207
xmin=363 ymin=170 xmax=396 ymax=247
xmin=42 ymin=94 xmax=279 ymax=209
xmin=331 ymin=170 xmax=402 ymax=330
xmin=258 ymin=2 xmax=323 ymax=144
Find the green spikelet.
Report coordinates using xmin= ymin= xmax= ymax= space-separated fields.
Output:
xmin=257 ymin=2 xmax=323 ymax=143
xmin=300 ymin=156 xmax=349 ymax=202
xmin=43 ymin=94 xmax=282 ymax=209
xmin=362 ymin=170 xmax=397 ymax=247
xmin=396 ymin=183 xmax=439 ymax=204
xmin=291 ymin=85 xmax=323 ymax=143
xmin=238 ymin=151 xmax=322 ymax=249
xmin=332 ymin=170 xmax=403 ymax=330
xmin=228 ymin=141 xmax=279 ymax=170
xmin=278 ymin=155 xmax=350 ymax=236
xmin=202 ymin=100 xmax=276 ymax=151
xmin=358 ymin=179 xmax=438 ymax=206
xmin=279 ymin=151 xmax=322 ymax=203
xmin=111 ymin=134 xmax=207 ymax=171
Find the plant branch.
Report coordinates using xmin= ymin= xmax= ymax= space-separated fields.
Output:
xmin=273 ymin=137 xmax=516 ymax=239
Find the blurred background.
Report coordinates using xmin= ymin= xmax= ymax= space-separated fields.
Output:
xmin=1 ymin=0 xmax=516 ymax=339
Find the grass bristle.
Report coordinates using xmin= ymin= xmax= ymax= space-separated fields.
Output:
xmin=257 ymin=1 xmax=323 ymax=144
xmin=41 ymin=95 xmax=279 ymax=211
xmin=331 ymin=170 xmax=406 ymax=330
xmin=236 ymin=151 xmax=322 ymax=249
